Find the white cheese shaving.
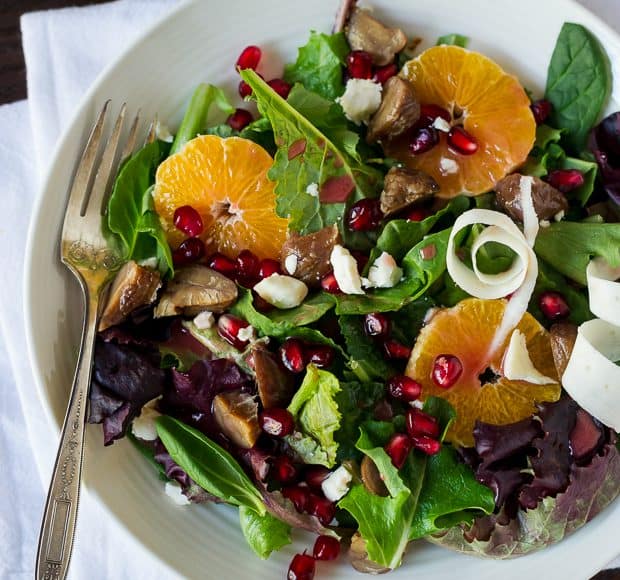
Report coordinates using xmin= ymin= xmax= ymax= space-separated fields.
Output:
xmin=131 ymin=398 xmax=162 ymax=441
xmin=284 ymin=254 xmax=298 ymax=275
xmin=366 ymin=252 xmax=402 ymax=288
xmin=253 ymin=274 xmax=308 ymax=309
xmin=562 ymin=319 xmax=620 ymax=431
xmin=165 ymin=481 xmax=190 ymax=506
xmin=586 ymin=258 xmax=620 ymax=326
xmin=321 ymin=465 xmax=352 ymax=502
xmin=503 ymin=329 xmax=556 ymax=384
xmin=330 ymin=245 xmax=364 ymax=295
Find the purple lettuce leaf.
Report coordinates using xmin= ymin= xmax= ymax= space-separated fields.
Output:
xmin=589 ymin=111 xmax=620 ymax=205
xmin=88 ymin=339 xmax=168 ymax=445
xmin=428 ymin=440 xmax=620 ymax=558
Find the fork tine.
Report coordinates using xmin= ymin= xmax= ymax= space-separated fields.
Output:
xmin=85 ymin=103 xmax=127 ymax=216
xmin=119 ymin=110 xmax=140 ymax=164
xmin=145 ymin=114 xmax=158 ymax=145
xmin=63 ymin=101 xmax=110 ymax=223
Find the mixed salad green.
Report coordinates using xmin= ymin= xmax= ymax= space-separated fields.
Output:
xmin=88 ymin=4 xmax=620 ymax=578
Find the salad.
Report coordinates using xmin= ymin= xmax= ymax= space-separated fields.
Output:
xmin=88 ymin=2 xmax=620 ymax=578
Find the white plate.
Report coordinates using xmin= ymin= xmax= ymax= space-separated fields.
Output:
xmin=24 ymin=0 xmax=620 ymax=578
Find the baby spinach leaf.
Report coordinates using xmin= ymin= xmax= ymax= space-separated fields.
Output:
xmin=339 ymin=315 xmax=396 ymax=381
xmin=286 ymin=365 xmax=342 ymax=467
xmin=240 ymin=69 xmax=381 ymax=236
xmin=155 ymin=416 xmax=266 ymax=514
xmin=545 ymin=23 xmax=612 ymax=153
xmin=373 ymin=196 xmax=470 ymax=261
xmin=389 ymin=297 xmax=435 ymax=347
xmin=436 ymin=33 xmax=469 ymax=48
xmin=170 ymin=83 xmax=234 ymax=154
xmin=239 ymin=506 xmax=291 ymax=559
xmin=106 ymin=140 xmax=173 ymax=274
xmin=534 ymin=221 xmax=620 ymax=284
xmin=284 ymin=31 xmax=349 ymax=100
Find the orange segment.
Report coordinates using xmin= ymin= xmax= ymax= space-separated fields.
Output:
xmin=386 ymin=46 xmax=536 ymax=197
xmin=153 ymin=135 xmax=288 ymax=259
xmin=406 ymin=298 xmax=560 ymax=446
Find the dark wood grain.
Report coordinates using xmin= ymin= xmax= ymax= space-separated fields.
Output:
xmin=1 ymin=1 xmax=619 ymax=578
xmin=0 ymin=0 xmax=108 ymax=103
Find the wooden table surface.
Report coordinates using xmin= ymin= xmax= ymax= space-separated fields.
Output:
xmin=1 ymin=1 xmax=619 ymax=578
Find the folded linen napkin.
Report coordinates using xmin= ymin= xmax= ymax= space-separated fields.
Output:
xmin=0 ymin=0 xmax=618 ymax=578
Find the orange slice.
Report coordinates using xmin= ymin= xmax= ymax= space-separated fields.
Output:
xmin=153 ymin=135 xmax=288 ymax=259
xmin=386 ymin=45 xmax=536 ymax=197
xmin=406 ymin=298 xmax=560 ymax=446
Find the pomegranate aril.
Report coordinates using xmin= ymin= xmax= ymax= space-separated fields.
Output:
xmin=373 ymin=62 xmax=398 ymax=84
xmin=320 ymin=272 xmax=341 ymax=294
xmin=172 ymin=237 xmax=205 ymax=265
xmin=268 ymin=78 xmax=292 ymax=99
xmin=305 ymin=466 xmax=331 ymax=491
xmin=238 ymin=80 xmax=253 ymax=99
xmin=236 ymin=45 xmax=261 ymax=71
xmin=539 ymin=290 xmax=570 ymax=321
xmin=384 ymin=433 xmax=412 ymax=469
xmin=280 ymin=338 xmax=307 ymax=373
xmin=411 ymin=435 xmax=441 ymax=456
xmin=237 ymin=249 xmax=260 ymax=282
xmin=346 ymin=50 xmax=373 ymax=79
xmin=208 ymin=253 xmax=237 ymax=277
xmin=417 ymin=104 xmax=451 ymax=129
xmin=530 ymin=99 xmax=552 ymax=125
xmin=406 ymin=207 xmax=430 ymax=222
xmin=258 ymin=258 xmax=281 ymax=279
xmin=173 ymin=205 xmax=203 ymax=237
xmin=307 ymin=344 xmax=334 ymax=368
xmin=383 ymin=339 xmax=412 ymax=360
xmin=432 ymin=354 xmax=463 ymax=389
xmin=546 ymin=169 xmax=585 ymax=193
xmin=313 ymin=535 xmax=341 ymax=561
xmin=409 ymin=127 xmax=439 ymax=155
xmin=272 ymin=455 xmax=298 ymax=484
xmin=406 ymin=408 xmax=440 ymax=438
xmin=346 ymin=198 xmax=383 ymax=231
xmin=448 ymin=126 xmax=478 ymax=155
xmin=386 ymin=375 xmax=422 ymax=402
xmin=226 ymin=108 xmax=253 ymax=131
xmin=308 ymin=495 xmax=336 ymax=525
xmin=282 ymin=486 xmax=310 ymax=512
xmin=217 ymin=314 xmax=251 ymax=349
xmin=260 ymin=408 xmax=295 ymax=437
xmin=288 ymin=553 xmax=315 ymax=580
xmin=363 ymin=312 xmax=391 ymax=338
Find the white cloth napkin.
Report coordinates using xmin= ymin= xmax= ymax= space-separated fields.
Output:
xmin=0 ymin=0 xmax=619 ymax=578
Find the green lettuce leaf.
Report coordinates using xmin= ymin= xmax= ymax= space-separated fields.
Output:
xmin=239 ymin=506 xmax=291 ymax=559
xmin=155 ymin=416 xmax=265 ymax=514
xmin=206 ymin=116 xmax=276 ymax=155
xmin=284 ymin=31 xmax=349 ymax=100
xmin=534 ymin=221 xmax=620 ymax=284
xmin=240 ymin=69 xmax=381 ymax=237
xmin=106 ymin=140 xmax=173 ymax=274
xmin=389 ymin=297 xmax=436 ymax=345
xmin=436 ymin=33 xmax=469 ymax=47
xmin=286 ymin=365 xmax=342 ymax=467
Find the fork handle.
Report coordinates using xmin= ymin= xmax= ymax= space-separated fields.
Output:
xmin=36 ymin=296 xmax=99 ymax=580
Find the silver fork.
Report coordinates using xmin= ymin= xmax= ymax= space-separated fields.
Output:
xmin=36 ymin=102 xmax=151 ymax=580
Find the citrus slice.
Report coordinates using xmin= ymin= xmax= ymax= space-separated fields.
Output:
xmin=406 ymin=298 xmax=560 ymax=446
xmin=386 ymin=45 xmax=536 ymax=197
xmin=153 ymin=135 xmax=288 ymax=259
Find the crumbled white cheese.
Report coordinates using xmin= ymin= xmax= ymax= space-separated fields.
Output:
xmin=367 ymin=252 xmax=403 ymax=288
xmin=193 ymin=310 xmax=214 ymax=330
xmin=253 ymin=274 xmax=309 ymax=309
xmin=439 ymin=157 xmax=458 ymax=175
xmin=503 ymin=329 xmax=556 ymax=384
xmin=155 ymin=121 xmax=174 ymax=143
xmin=165 ymin=481 xmax=190 ymax=506
xmin=138 ymin=257 xmax=159 ymax=270
xmin=306 ymin=182 xmax=319 ymax=197
xmin=539 ymin=219 xmax=551 ymax=228
xmin=410 ymin=399 xmax=425 ymax=410
xmin=131 ymin=398 xmax=162 ymax=441
xmin=330 ymin=245 xmax=364 ymax=295
xmin=321 ymin=465 xmax=352 ymax=502
xmin=237 ymin=325 xmax=256 ymax=342
xmin=554 ymin=210 xmax=565 ymax=222
xmin=336 ymin=79 xmax=382 ymax=125
xmin=361 ymin=277 xmax=371 ymax=289
xmin=284 ymin=254 xmax=298 ymax=275
xmin=433 ymin=117 xmax=451 ymax=133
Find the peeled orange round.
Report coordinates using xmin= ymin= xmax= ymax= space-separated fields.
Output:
xmin=386 ymin=45 xmax=536 ymax=197
xmin=153 ymin=135 xmax=288 ymax=260
xmin=406 ymin=298 xmax=560 ymax=446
